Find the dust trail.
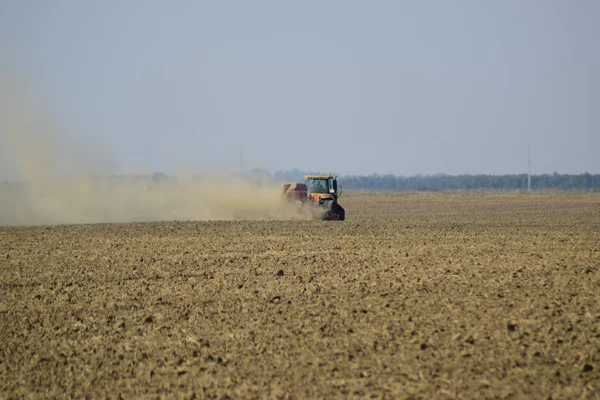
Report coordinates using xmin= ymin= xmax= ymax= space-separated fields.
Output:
xmin=0 ymin=76 xmax=315 ymax=226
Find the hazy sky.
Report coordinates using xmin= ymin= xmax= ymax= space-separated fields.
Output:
xmin=1 ymin=0 xmax=598 ymax=175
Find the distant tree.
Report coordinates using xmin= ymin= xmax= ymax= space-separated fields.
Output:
xmin=275 ymin=170 xmax=600 ymax=190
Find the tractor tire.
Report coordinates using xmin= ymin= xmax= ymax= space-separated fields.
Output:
xmin=320 ymin=200 xmax=334 ymax=220
xmin=321 ymin=199 xmax=333 ymax=211
xmin=320 ymin=200 xmax=345 ymax=221
xmin=333 ymin=202 xmax=345 ymax=221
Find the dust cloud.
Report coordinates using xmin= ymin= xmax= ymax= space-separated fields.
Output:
xmin=0 ymin=76 xmax=315 ymax=226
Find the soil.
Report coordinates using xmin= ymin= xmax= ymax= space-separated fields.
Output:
xmin=1 ymin=191 xmax=599 ymax=399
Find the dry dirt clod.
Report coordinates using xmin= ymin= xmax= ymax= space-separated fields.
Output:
xmin=269 ymin=296 xmax=281 ymax=304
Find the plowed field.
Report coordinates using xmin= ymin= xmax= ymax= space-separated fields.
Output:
xmin=1 ymin=191 xmax=599 ymax=399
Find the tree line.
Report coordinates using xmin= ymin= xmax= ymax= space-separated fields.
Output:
xmin=272 ymin=170 xmax=600 ymax=190
xmin=62 ymin=170 xmax=599 ymax=190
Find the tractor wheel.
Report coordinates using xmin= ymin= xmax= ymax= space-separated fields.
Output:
xmin=320 ymin=200 xmax=334 ymax=220
xmin=333 ymin=202 xmax=345 ymax=221
xmin=321 ymin=199 xmax=333 ymax=211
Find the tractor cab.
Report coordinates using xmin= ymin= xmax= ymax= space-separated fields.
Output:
xmin=305 ymin=174 xmax=342 ymax=200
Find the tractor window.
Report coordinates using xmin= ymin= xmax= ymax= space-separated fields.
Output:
xmin=307 ymin=179 xmax=329 ymax=193
xmin=328 ymin=178 xmax=335 ymax=193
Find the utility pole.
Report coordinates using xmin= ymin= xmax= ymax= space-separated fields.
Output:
xmin=240 ymin=148 xmax=244 ymax=174
xmin=528 ymin=145 xmax=531 ymax=192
